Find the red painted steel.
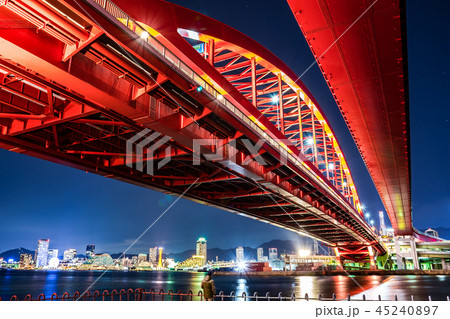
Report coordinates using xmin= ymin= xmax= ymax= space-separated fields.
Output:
xmin=286 ymin=0 xmax=413 ymax=237
xmin=0 ymin=0 xmax=386 ymax=258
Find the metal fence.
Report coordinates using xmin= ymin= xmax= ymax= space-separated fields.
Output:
xmin=2 ymin=288 xmax=450 ymax=301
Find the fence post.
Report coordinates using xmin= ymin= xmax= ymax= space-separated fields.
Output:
xmin=111 ymin=290 xmax=118 ymax=301
xmin=428 ymin=296 xmax=432 ymax=301
xmin=319 ymin=293 xmax=322 ymax=301
xmin=347 ymin=294 xmax=351 ymax=301
xmin=25 ymin=294 xmax=32 ymax=301
xmin=395 ymin=295 xmax=398 ymax=301
xmin=135 ymin=288 xmax=143 ymax=301
xmin=188 ymin=290 xmax=193 ymax=301
xmin=378 ymin=295 xmax=381 ymax=301
xmin=290 ymin=293 xmax=295 ymax=301
xmin=168 ymin=290 xmax=173 ymax=301
xmin=159 ymin=289 xmax=165 ymax=301
xmin=127 ymin=289 xmax=134 ymax=301
xmin=38 ymin=293 xmax=46 ymax=301
xmin=253 ymin=292 xmax=258 ymax=301
xmin=102 ymin=290 xmax=108 ymax=301
xmin=93 ymin=291 xmax=100 ymax=301
xmin=119 ymin=289 xmax=126 ymax=301
xmin=218 ymin=291 xmax=224 ymax=301
xmin=177 ymin=290 xmax=183 ymax=301
xmin=363 ymin=295 xmax=366 ymax=301
xmin=198 ymin=290 xmax=203 ymax=301
xmin=10 ymin=295 xmax=18 ymax=301
xmin=51 ymin=293 xmax=58 ymax=301
xmin=411 ymin=295 xmax=414 ymax=301
xmin=265 ymin=292 xmax=270 ymax=301
xmin=63 ymin=292 xmax=70 ymax=301
xmin=242 ymin=291 xmax=246 ymax=301
xmin=150 ymin=289 xmax=156 ymax=301
xmin=230 ymin=291 xmax=235 ymax=301
xmin=305 ymin=293 xmax=309 ymax=301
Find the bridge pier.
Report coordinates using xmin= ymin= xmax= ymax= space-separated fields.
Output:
xmin=394 ymin=236 xmax=419 ymax=270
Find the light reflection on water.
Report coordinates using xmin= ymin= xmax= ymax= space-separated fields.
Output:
xmin=0 ymin=270 xmax=449 ymax=301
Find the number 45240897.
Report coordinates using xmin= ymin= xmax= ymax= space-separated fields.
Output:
xmin=376 ymin=306 xmax=438 ymax=316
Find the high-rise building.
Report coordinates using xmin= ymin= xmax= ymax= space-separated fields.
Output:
xmin=196 ymin=237 xmax=207 ymax=265
xmin=257 ymin=247 xmax=264 ymax=262
xmin=138 ymin=254 xmax=147 ymax=265
xmin=149 ymin=247 xmax=158 ymax=265
xmin=379 ymin=211 xmax=387 ymax=236
xmin=47 ymin=249 xmax=59 ymax=263
xmin=268 ymin=248 xmax=278 ymax=261
xmin=35 ymin=239 xmax=50 ymax=268
xmin=236 ymin=246 xmax=244 ymax=263
xmin=86 ymin=245 xmax=95 ymax=259
xmin=19 ymin=254 xmax=33 ymax=268
xmin=313 ymin=240 xmax=319 ymax=255
xmin=157 ymin=247 xmax=163 ymax=269
xmin=63 ymin=249 xmax=77 ymax=261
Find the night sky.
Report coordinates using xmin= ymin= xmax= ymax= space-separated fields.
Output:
xmin=0 ymin=0 xmax=448 ymax=255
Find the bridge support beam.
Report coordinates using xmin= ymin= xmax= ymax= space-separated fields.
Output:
xmin=394 ymin=236 xmax=419 ymax=270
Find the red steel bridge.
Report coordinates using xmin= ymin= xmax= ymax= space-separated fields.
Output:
xmin=0 ymin=0 xmax=397 ymax=264
xmin=287 ymin=0 xmax=438 ymax=242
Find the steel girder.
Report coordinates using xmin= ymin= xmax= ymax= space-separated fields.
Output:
xmin=0 ymin=0 xmax=385 ymax=254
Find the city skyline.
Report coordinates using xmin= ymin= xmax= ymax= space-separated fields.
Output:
xmin=0 ymin=0 xmax=448 ymax=255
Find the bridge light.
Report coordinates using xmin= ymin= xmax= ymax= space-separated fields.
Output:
xmin=365 ymin=213 xmax=370 ymax=219
xmin=272 ymin=95 xmax=279 ymax=103
xmin=140 ymin=31 xmax=149 ymax=40
xmin=237 ymin=261 xmax=246 ymax=271
xmin=217 ymin=94 xmax=224 ymax=100
xmin=305 ymin=138 xmax=313 ymax=145
xmin=196 ymin=86 xmax=203 ymax=92
xmin=343 ymin=182 xmax=347 ymax=187
xmin=328 ymin=163 xmax=334 ymax=170
xmin=370 ymin=220 xmax=374 ymax=225
xmin=298 ymin=250 xmax=310 ymax=257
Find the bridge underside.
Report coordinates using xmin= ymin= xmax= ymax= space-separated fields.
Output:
xmin=0 ymin=0 xmax=385 ymax=255
xmin=287 ymin=0 xmax=412 ymax=236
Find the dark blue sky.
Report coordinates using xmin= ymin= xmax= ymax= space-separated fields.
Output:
xmin=0 ymin=0 xmax=448 ymax=254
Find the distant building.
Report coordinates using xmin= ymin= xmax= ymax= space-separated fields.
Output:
xmin=425 ymin=228 xmax=439 ymax=238
xmin=379 ymin=211 xmax=387 ymax=236
xmin=236 ymin=246 xmax=244 ymax=263
xmin=86 ymin=245 xmax=95 ymax=259
xmin=268 ymin=248 xmax=278 ymax=261
xmin=157 ymin=248 xmax=163 ymax=268
xmin=149 ymin=247 xmax=158 ymax=266
xmin=138 ymin=254 xmax=147 ymax=265
xmin=48 ymin=249 xmax=59 ymax=262
xmin=79 ymin=254 xmax=114 ymax=270
xmin=313 ymin=240 xmax=319 ymax=255
xmin=48 ymin=257 xmax=60 ymax=269
xmin=63 ymin=249 xmax=77 ymax=261
xmin=257 ymin=247 xmax=264 ymax=262
xmin=196 ymin=237 xmax=207 ymax=266
xmin=35 ymin=239 xmax=50 ymax=268
xmin=19 ymin=254 xmax=33 ymax=268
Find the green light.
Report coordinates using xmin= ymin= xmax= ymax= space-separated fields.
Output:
xmin=198 ymin=237 xmax=206 ymax=242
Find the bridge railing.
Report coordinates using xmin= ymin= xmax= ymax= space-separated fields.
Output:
xmin=3 ymin=288 xmax=449 ymax=301
xmin=88 ymin=0 xmax=352 ymax=213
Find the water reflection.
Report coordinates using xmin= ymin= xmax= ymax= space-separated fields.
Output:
xmin=1 ymin=270 xmax=449 ymax=301
xmin=235 ymin=278 xmax=249 ymax=301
